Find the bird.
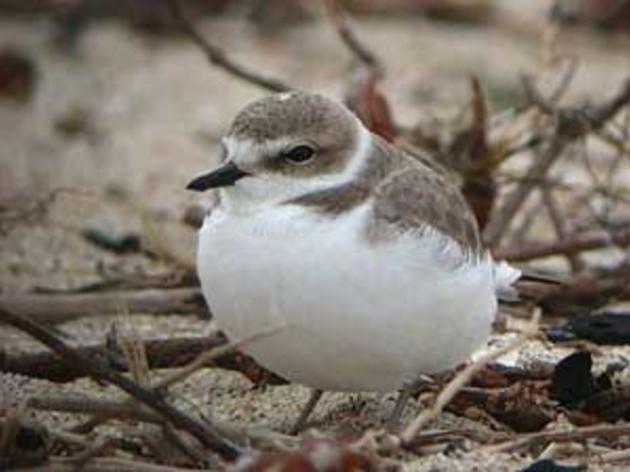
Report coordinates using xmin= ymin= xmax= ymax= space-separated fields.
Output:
xmin=187 ymin=91 xmax=520 ymax=432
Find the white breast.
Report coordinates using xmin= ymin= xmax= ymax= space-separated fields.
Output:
xmin=197 ymin=202 xmax=497 ymax=392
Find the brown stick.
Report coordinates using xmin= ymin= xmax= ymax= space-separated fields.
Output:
xmin=27 ymin=394 xmax=296 ymax=449
xmin=540 ymin=187 xmax=584 ymax=272
xmin=0 ymin=334 xmax=285 ymax=385
xmin=494 ymin=228 xmax=630 ymax=262
xmin=484 ymin=77 xmax=630 ymax=246
xmin=0 ymin=288 xmax=205 ymax=325
xmin=167 ymin=0 xmax=292 ymax=93
xmin=32 ymin=457 xmax=205 ymax=472
xmin=484 ymin=129 xmax=568 ymax=247
xmin=0 ymin=308 xmax=242 ymax=460
xmin=399 ymin=309 xmax=540 ymax=445
xmin=484 ymin=422 xmax=630 ymax=454
xmin=325 ymin=0 xmax=383 ymax=76
xmin=28 ymin=395 xmax=165 ymax=424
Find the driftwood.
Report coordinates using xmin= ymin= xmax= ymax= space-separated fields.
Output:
xmin=0 ymin=287 xmax=205 ymax=325
xmin=0 ymin=333 xmax=285 ymax=385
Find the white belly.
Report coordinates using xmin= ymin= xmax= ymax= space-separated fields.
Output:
xmin=197 ymin=203 xmax=497 ymax=392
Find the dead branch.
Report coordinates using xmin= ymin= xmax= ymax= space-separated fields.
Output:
xmin=325 ymin=0 xmax=383 ymax=76
xmin=32 ymin=457 xmax=205 ymax=472
xmin=494 ymin=228 xmax=630 ymax=262
xmin=330 ymin=0 xmax=396 ymax=142
xmin=540 ymin=187 xmax=585 ymax=272
xmin=484 ymin=77 xmax=630 ymax=246
xmin=484 ymin=422 xmax=630 ymax=454
xmin=0 ymin=333 xmax=285 ymax=385
xmin=516 ymin=267 xmax=630 ymax=314
xmin=167 ymin=0 xmax=292 ymax=93
xmin=0 ymin=308 xmax=243 ymax=460
xmin=459 ymin=76 xmax=496 ymax=230
xmin=399 ymin=310 xmax=541 ymax=445
xmin=58 ymin=326 xmax=286 ymax=441
xmin=64 ymin=436 xmax=112 ymax=470
xmin=28 ymin=395 xmax=166 ymax=424
xmin=483 ymin=134 xmax=566 ymax=246
xmin=27 ymin=394 xmax=297 ymax=450
xmin=155 ymin=323 xmax=287 ymax=389
xmin=0 ymin=287 xmax=205 ymax=325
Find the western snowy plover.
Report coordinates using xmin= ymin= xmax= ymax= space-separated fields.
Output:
xmin=187 ymin=91 xmax=520 ymax=432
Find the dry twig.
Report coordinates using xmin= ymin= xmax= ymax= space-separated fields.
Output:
xmin=484 ymin=422 xmax=630 ymax=455
xmin=540 ymin=186 xmax=585 ymax=272
xmin=155 ymin=323 xmax=286 ymax=389
xmin=32 ymin=457 xmax=206 ymax=472
xmin=484 ymin=77 xmax=630 ymax=246
xmin=0 ymin=333 xmax=283 ymax=384
xmin=0 ymin=287 xmax=205 ymax=325
xmin=495 ymin=228 xmax=630 ymax=262
xmin=167 ymin=0 xmax=292 ymax=93
xmin=27 ymin=395 xmax=296 ymax=450
xmin=324 ymin=0 xmax=383 ymax=76
xmin=399 ymin=309 xmax=541 ymax=445
xmin=0 ymin=308 xmax=243 ymax=460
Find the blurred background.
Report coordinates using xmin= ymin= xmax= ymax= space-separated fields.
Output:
xmin=0 ymin=0 xmax=628 ymax=292
xmin=1 ymin=4 xmax=630 ymax=468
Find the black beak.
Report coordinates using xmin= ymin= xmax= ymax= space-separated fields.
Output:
xmin=186 ymin=162 xmax=250 ymax=192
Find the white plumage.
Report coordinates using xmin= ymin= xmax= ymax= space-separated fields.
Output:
xmin=198 ymin=200 xmax=498 ymax=392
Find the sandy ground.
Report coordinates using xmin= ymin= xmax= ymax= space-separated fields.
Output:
xmin=1 ymin=1 xmax=630 ymax=470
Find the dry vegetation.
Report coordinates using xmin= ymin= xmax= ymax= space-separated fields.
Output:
xmin=1 ymin=0 xmax=630 ymax=470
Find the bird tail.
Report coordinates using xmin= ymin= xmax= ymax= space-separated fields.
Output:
xmin=493 ymin=260 xmax=564 ymax=303
xmin=493 ymin=260 xmax=522 ymax=303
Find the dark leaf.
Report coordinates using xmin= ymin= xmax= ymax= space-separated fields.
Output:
xmin=550 ymin=351 xmax=595 ymax=407
xmin=566 ymin=311 xmax=630 ymax=345
xmin=345 ymin=69 xmax=396 ymax=142
xmin=520 ymin=459 xmax=586 ymax=472
xmin=81 ymin=227 xmax=142 ymax=254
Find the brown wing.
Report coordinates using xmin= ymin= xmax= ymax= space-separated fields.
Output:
xmin=369 ymin=165 xmax=483 ymax=256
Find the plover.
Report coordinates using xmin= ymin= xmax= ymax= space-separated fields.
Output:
xmin=187 ymin=91 xmax=520 ymax=431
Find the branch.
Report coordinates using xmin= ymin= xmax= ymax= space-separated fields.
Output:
xmin=324 ymin=0 xmax=383 ymax=76
xmin=494 ymin=228 xmax=630 ymax=262
xmin=34 ymin=457 xmax=205 ymax=472
xmin=155 ymin=324 xmax=287 ymax=389
xmin=484 ymin=422 xmax=630 ymax=454
xmin=167 ymin=0 xmax=292 ymax=93
xmin=484 ymin=77 xmax=630 ymax=246
xmin=483 ymin=129 xmax=566 ymax=246
xmin=0 ymin=288 xmax=205 ymax=325
xmin=540 ymin=187 xmax=584 ymax=272
xmin=399 ymin=310 xmax=541 ymax=445
xmin=0 ymin=308 xmax=243 ymax=461
xmin=0 ymin=334 xmax=285 ymax=385
xmin=27 ymin=395 xmax=296 ymax=450
xmin=515 ymin=268 xmax=630 ymax=313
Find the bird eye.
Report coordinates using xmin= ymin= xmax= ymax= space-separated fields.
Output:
xmin=283 ymin=145 xmax=315 ymax=164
